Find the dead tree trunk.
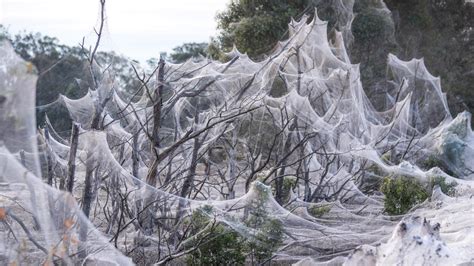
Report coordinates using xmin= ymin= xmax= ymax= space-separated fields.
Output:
xmin=151 ymin=58 xmax=165 ymax=150
xmin=38 ymin=128 xmax=54 ymax=186
xmin=65 ymin=123 xmax=79 ymax=192
xmin=275 ymin=119 xmax=297 ymax=203
xmin=132 ymin=132 xmax=139 ymax=178
xmin=176 ymin=110 xmax=202 ymax=225
xmin=275 ymin=133 xmax=292 ymax=204
xmin=43 ymin=128 xmax=54 ymax=186
xmin=180 ymin=137 xmax=200 ymax=199
xmin=227 ymin=129 xmax=238 ymax=199
xmin=146 ymin=57 xmax=165 ymax=186
xmin=81 ymin=162 xmax=94 ymax=218
xmin=19 ymin=150 xmax=26 ymax=166
xmin=139 ymin=58 xmax=165 ymax=235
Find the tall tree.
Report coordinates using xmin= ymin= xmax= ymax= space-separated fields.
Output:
xmin=169 ymin=42 xmax=208 ymax=63
xmin=383 ymin=0 xmax=474 ymax=116
xmin=214 ymin=0 xmax=474 ymax=120
xmin=216 ymin=0 xmax=311 ymax=58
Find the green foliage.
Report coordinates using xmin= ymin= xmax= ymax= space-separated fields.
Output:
xmin=358 ymin=163 xmax=386 ymax=194
xmin=2 ymin=29 xmax=93 ymax=132
xmin=420 ymin=155 xmax=456 ymax=177
xmin=186 ymin=200 xmax=284 ymax=265
xmin=0 ymin=26 xmax=142 ymax=133
xmin=352 ymin=12 xmax=388 ymax=43
xmin=381 ymin=152 xmax=391 ymax=163
xmin=207 ymin=37 xmax=226 ymax=61
xmin=381 ymin=173 xmax=457 ymax=215
xmin=244 ymin=183 xmax=284 ymax=264
xmin=95 ymin=51 xmax=141 ymax=94
xmin=245 ymin=218 xmax=283 ymax=264
xmin=383 ymin=0 xmax=474 ymax=121
xmin=308 ymin=205 xmax=331 ymax=217
xmin=186 ymin=206 xmax=246 ymax=265
xmin=215 ymin=0 xmax=310 ymax=58
xmin=366 ymin=164 xmax=386 ymax=177
xmin=429 ymin=176 xmax=457 ymax=197
xmin=380 ymin=176 xmax=429 ymax=215
xmin=272 ymin=176 xmax=296 ymax=203
xmin=169 ymin=42 xmax=208 ymax=63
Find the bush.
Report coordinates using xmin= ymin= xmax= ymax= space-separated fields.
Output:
xmin=352 ymin=12 xmax=388 ymax=43
xmin=186 ymin=206 xmax=246 ymax=265
xmin=358 ymin=163 xmax=386 ymax=194
xmin=308 ymin=205 xmax=331 ymax=217
xmin=245 ymin=218 xmax=283 ymax=264
xmin=420 ymin=155 xmax=456 ymax=177
xmin=244 ymin=183 xmax=284 ymax=264
xmin=429 ymin=176 xmax=457 ymax=197
xmin=186 ymin=201 xmax=284 ymax=265
xmin=272 ymin=176 xmax=297 ymax=204
xmin=380 ymin=176 xmax=429 ymax=215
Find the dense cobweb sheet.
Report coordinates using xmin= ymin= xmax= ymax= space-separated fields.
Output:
xmin=0 ymin=41 xmax=133 ymax=265
xmin=1 ymin=4 xmax=474 ymax=265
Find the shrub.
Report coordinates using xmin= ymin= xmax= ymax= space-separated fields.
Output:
xmin=308 ymin=205 xmax=331 ymax=217
xmin=358 ymin=163 xmax=386 ymax=194
xmin=186 ymin=206 xmax=246 ymax=265
xmin=272 ymin=176 xmax=297 ymax=204
xmin=420 ymin=155 xmax=456 ymax=177
xmin=245 ymin=218 xmax=283 ymax=264
xmin=186 ymin=199 xmax=284 ymax=265
xmin=429 ymin=176 xmax=457 ymax=197
xmin=352 ymin=12 xmax=388 ymax=43
xmin=380 ymin=176 xmax=429 ymax=215
xmin=244 ymin=183 xmax=284 ymax=264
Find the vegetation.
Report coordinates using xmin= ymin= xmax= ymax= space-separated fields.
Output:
xmin=244 ymin=183 xmax=284 ymax=264
xmin=169 ymin=42 xmax=208 ymax=63
xmin=211 ymin=0 xmax=474 ymax=123
xmin=1 ymin=1 xmax=472 ymax=263
xmin=380 ymin=174 xmax=458 ymax=215
xmin=420 ymin=155 xmax=456 ymax=177
xmin=3 ymin=0 xmax=473 ymax=128
xmin=0 ymin=26 xmax=139 ymax=133
xmin=381 ymin=176 xmax=429 ymax=215
xmin=383 ymin=0 xmax=474 ymax=120
xmin=185 ymin=203 xmax=284 ymax=265
xmin=429 ymin=176 xmax=457 ymax=197
xmin=246 ymin=218 xmax=283 ymax=264
xmin=186 ymin=206 xmax=246 ymax=265
xmin=358 ymin=163 xmax=386 ymax=194
xmin=215 ymin=0 xmax=311 ymax=58
xmin=272 ymin=176 xmax=296 ymax=204
xmin=308 ymin=205 xmax=331 ymax=217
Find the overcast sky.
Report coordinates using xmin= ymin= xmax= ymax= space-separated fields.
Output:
xmin=0 ymin=0 xmax=228 ymax=62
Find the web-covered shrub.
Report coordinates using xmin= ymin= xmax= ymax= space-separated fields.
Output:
xmin=381 ymin=176 xmax=429 ymax=215
xmin=185 ymin=206 xmax=246 ymax=265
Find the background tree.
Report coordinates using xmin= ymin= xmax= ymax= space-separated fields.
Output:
xmin=214 ymin=0 xmax=474 ymax=121
xmin=215 ymin=0 xmax=311 ymax=58
xmin=0 ymin=25 xmax=141 ymax=132
xmin=169 ymin=42 xmax=208 ymax=63
xmin=383 ymin=0 xmax=474 ymax=117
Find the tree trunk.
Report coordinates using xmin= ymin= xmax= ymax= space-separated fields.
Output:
xmin=65 ymin=123 xmax=79 ymax=192
xmin=132 ymin=132 xmax=139 ymax=178
xmin=44 ymin=128 xmax=54 ymax=186
xmin=81 ymin=156 xmax=94 ymax=218
xmin=146 ymin=57 xmax=165 ymax=186
xmin=180 ymin=137 xmax=200 ymax=199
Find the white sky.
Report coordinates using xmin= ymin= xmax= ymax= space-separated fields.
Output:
xmin=0 ymin=0 xmax=228 ymax=62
